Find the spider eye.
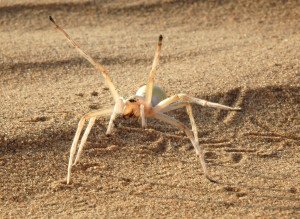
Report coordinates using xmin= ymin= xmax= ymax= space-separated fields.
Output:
xmin=128 ymin=99 xmax=136 ymax=103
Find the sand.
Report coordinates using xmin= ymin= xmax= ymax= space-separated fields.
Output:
xmin=0 ymin=0 xmax=299 ymax=218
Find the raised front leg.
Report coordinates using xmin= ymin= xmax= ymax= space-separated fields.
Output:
xmin=145 ymin=35 xmax=163 ymax=106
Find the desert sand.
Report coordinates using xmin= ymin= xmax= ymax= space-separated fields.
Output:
xmin=0 ymin=0 xmax=299 ymax=218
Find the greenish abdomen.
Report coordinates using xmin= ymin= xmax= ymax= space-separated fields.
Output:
xmin=135 ymin=85 xmax=167 ymax=106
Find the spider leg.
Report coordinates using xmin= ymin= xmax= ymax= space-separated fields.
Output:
xmin=49 ymin=16 xmax=120 ymax=103
xmin=106 ymin=101 xmax=123 ymax=135
xmin=160 ymin=102 xmax=189 ymax=113
xmin=159 ymin=102 xmax=198 ymax=144
xmin=186 ymin=104 xmax=199 ymax=144
xmin=73 ymin=117 xmax=96 ymax=165
xmin=159 ymin=102 xmax=199 ymax=143
xmin=140 ymin=104 xmax=146 ymax=128
xmin=158 ymin=103 xmax=207 ymax=176
xmin=106 ymin=111 xmax=117 ymax=136
xmin=145 ymin=35 xmax=163 ymax=106
xmin=154 ymin=93 xmax=241 ymax=113
xmin=67 ymin=108 xmax=112 ymax=184
xmin=153 ymin=113 xmax=212 ymax=181
xmin=184 ymin=104 xmax=219 ymax=183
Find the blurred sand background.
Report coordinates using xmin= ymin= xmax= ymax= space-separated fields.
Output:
xmin=0 ymin=0 xmax=299 ymax=217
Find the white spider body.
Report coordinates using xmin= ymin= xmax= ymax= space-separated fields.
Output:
xmin=135 ymin=85 xmax=167 ymax=106
xmin=50 ymin=16 xmax=241 ymax=184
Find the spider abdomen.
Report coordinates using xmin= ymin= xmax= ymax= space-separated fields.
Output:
xmin=135 ymin=85 xmax=167 ymax=106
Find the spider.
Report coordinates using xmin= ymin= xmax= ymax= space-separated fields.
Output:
xmin=49 ymin=16 xmax=241 ymax=184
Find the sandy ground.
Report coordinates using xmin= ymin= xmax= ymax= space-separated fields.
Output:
xmin=0 ymin=0 xmax=299 ymax=218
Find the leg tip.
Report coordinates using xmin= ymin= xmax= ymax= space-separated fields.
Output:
xmin=159 ymin=34 xmax=163 ymax=41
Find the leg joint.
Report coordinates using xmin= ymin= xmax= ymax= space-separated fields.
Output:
xmin=177 ymin=93 xmax=189 ymax=101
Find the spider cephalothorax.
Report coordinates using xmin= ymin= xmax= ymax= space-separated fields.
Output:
xmin=123 ymin=97 xmax=142 ymax=118
xmin=50 ymin=16 xmax=241 ymax=184
xmin=123 ymin=85 xmax=167 ymax=118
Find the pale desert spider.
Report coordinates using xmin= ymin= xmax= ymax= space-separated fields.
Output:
xmin=49 ymin=16 xmax=241 ymax=184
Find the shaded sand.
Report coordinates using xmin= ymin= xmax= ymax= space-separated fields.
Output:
xmin=0 ymin=0 xmax=299 ymax=218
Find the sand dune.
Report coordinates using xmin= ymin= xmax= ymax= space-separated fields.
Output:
xmin=0 ymin=0 xmax=299 ymax=217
